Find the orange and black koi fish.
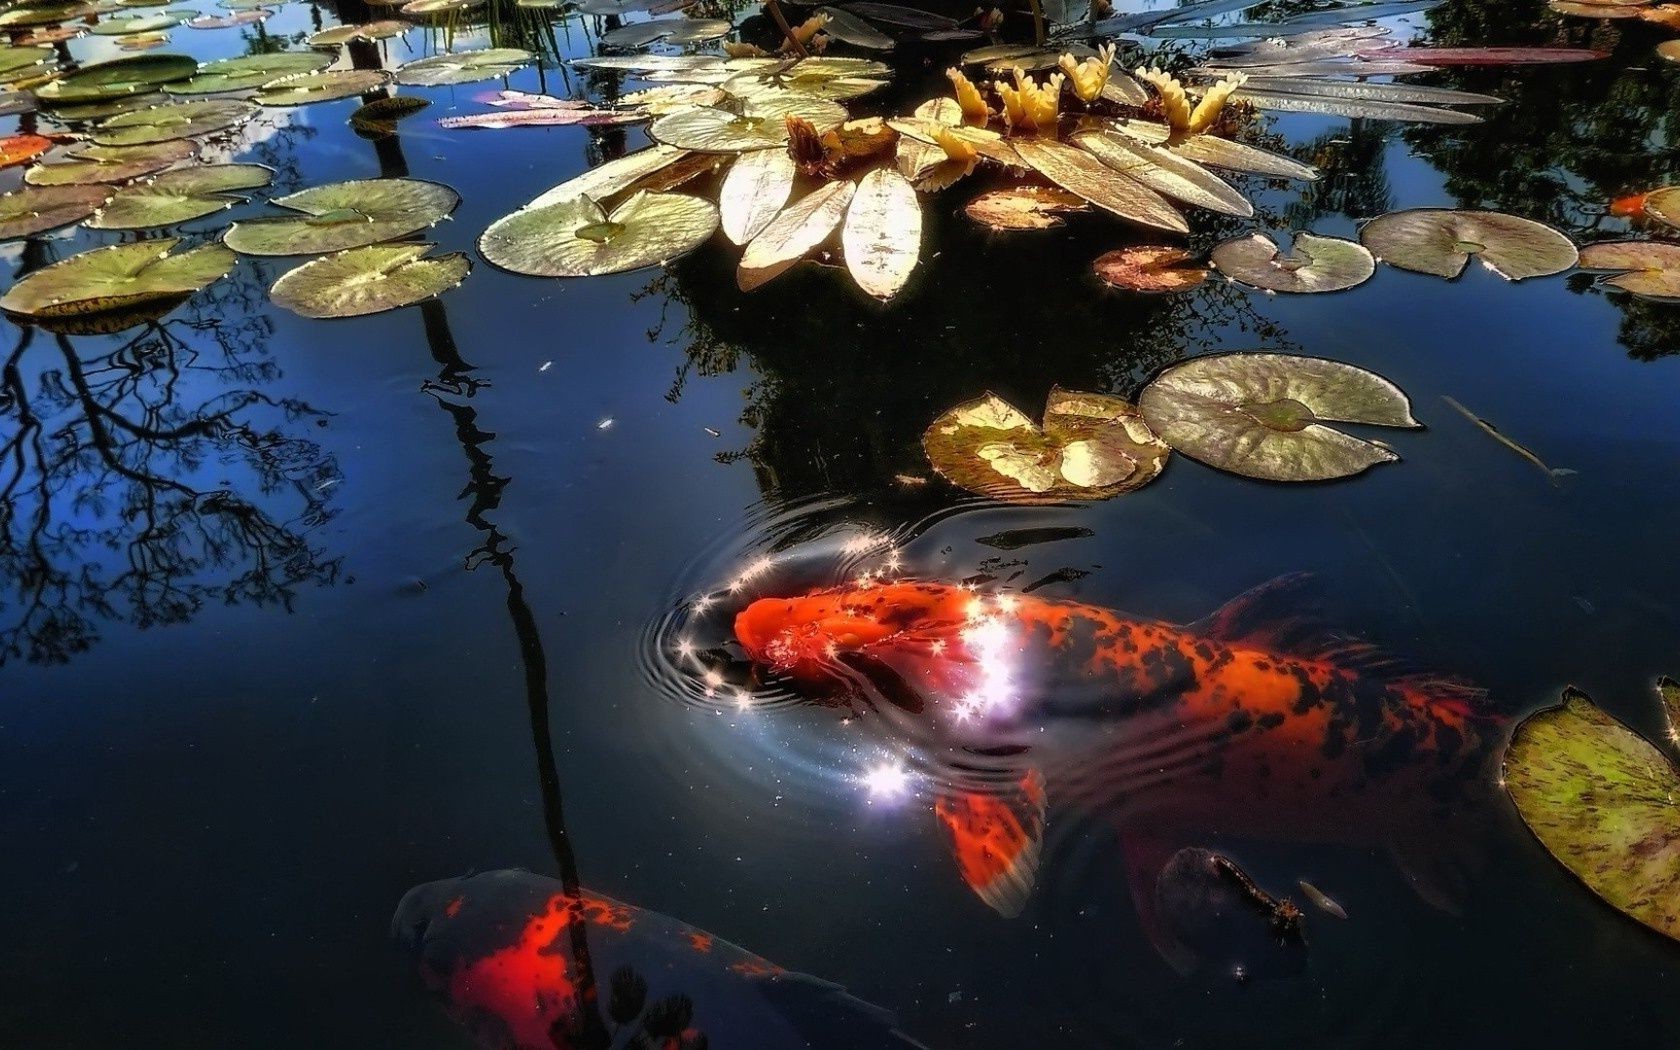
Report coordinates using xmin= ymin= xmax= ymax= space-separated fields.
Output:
xmin=395 ymin=870 xmax=927 ymax=1050
xmin=734 ymin=575 xmax=1500 ymax=964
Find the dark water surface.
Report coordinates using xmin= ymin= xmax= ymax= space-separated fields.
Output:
xmin=6 ymin=0 xmax=1680 ymax=1046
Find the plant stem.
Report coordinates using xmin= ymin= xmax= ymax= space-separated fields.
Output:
xmin=1027 ymin=0 xmax=1046 ymax=47
xmin=764 ymin=0 xmax=808 ymax=57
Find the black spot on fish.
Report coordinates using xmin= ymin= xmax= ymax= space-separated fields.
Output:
xmin=1193 ymin=642 xmax=1215 ymax=662
xmin=1256 ymin=711 xmax=1285 ymax=731
xmin=1256 ymin=762 xmax=1271 ymax=779
xmin=1226 ymin=709 xmax=1254 ymax=734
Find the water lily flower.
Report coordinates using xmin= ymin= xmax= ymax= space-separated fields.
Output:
xmin=1059 ymin=43 xmax=1117 ymax=104
xmin=946 ymin=68 xmax=990 ymax=126
xmin=1135 ymin=67 xmax=1247 ymax=138
xmin=993 ymin=69 xmax=1064 ymax=137
xmin=932 ymin=126 xmax=980 ymax=164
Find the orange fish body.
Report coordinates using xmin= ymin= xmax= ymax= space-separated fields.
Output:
xmin=735 ymin=576 xmax=1499 ymax=953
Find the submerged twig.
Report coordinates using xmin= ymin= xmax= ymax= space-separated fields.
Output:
xmin=763 ymin=0 xmax=808 ymax=57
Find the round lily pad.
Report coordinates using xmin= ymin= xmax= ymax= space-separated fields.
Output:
xmin=1094 ymin=244 xmax=1210 ymax=293
xmin=224 ymin=177 xmax=460 ymax=255
xmin=963 ymin=185 xmax=1088 ymax=231
xmin=90 ymin=8 xmax=197 ymax=34
xmin=35 ymin=53 xmax=197 ymax=103
xmin=115 ymin=31 xmax=173 ymax=50
xmin=38 ymin=91 xmax=163 ymax=121
xmin=269 ymin=242 xmax=470 ymax=317
xmin=0 ymin=133 xmax=56 ymax=168
xmin=649 ymin=93 xmax=846 ymax=152
xmin=1576 ymin=240 xmax=1680 ymax=302
xmin=0 ymin=237 xmax=236 ymax=318
xmin=479 ymin=190 xmax=718 ymax=277
xmin=0 ymin=1 xmax=96 ymax=29
xmin=307 ymin=19 xmax=407 ymax=46
xmin=1359 ymin=208 xmax=1578 ymax=280
xmin=186 ymin=9 xmax=267 ymax=27
xmin=254 ymin=68 xmax=391 ymax=105
xmin=923 ymin=387 xmax=1170 ymax=503
xmin=167 ymin=52 xmax=330 ymax=93
xmin=0 ymin=45 xmax=55 ymax=81
xmin=401 ymin=0 xmax=478 ymax=13
xmin=1211 ymin=231 xmax=1374 ymax=293
xmin=86 ymin=161 xmax=271 ymax=228
xmin=0 ymin=183 xmax=112 ymax=239
xmin=350 ymin=94 xmax=428 ymax=137
xmin=1504 ymin=685 xmax=1680 ymax=944
xmin=598 ymin=17 xmax=732 ymax=47
xmin=1137 ymin=352 xmax=1419 ymax=482
xmin=92 ymin=98 xmax=255 ymax=145
xmin=1642 ymin=187 xmax=1680 ymax=229
xmin=25 ymin=138 xmax=196 ymax=184
xmin=394 ymin=48 xmax=532 ymax=87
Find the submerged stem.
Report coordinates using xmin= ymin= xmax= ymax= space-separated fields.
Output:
xmin=763 ymin=0 xmax=808 ymax=58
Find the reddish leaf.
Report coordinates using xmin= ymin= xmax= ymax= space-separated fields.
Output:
xmin=0 ymin=133 xmax=55 ymax=168
xmin=1375 ymin=46 xmax=1608 ymax=65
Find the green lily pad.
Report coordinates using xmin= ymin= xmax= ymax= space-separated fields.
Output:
xmin=86 ymin=162 xmax=271 ymax=228
xmin=648 ymin=92 xmax=846 ymax=152
xmin=168 ymin=51 xmax=330 ymax=93
xmin=480 ymin=190 xmax=718 ymax=277
xmin=0 ymin=183 xmax=112 ymax=239
xmin=0 ymin=1 xmax=96 ymax=28
xmin=25 ymin=138 xmax=196 ymax=185
xmin=0 ymin=45 xmax=55 ymax=81
xmin=1137 ymin=352 xmax=1419 ymax=482
xmin=90 ymin=7 xmax=196 ymax=33
xmin=307 ymin=19 xmax=407 ymax=46
xmin=1576 ymin=240 xmax=1680 ymax=302
xmin=350 ymin=94 xmax=428 ymax=137
xmin=1644 ymin=187 xmax=1680 ymax=229
xmin=37 ymin=91 xmax=163 ymax=121
xmin=923 ymin=387 xmax=1170 ymax=503
xmin=1211 ymin=231 xmax=1375 ymax=293
xmin=0 ymin=237 xmax=236 ymax=318
xmin=255 ymin=68 xmax=391 ymax=106
xmin=1359 ymin=208 xmax=1578 ymax=280
xmin=35 ymin=53 xmax=197 ymax=103
xmin=394 ymin=48 xmax=532 ymax=87
xmin=114 ymin=31 xmax=173 ymax=50
xmin=1503 ymin=684 xmax=1680 ymax=944
xmin=186 ymin=8 xmax=268 ymax=27
xmin=401 ymin=0 xmax=478 ymax=14
xmin=598 ymin=17 xmax=732 ymax=47
xmin=92 ymin=98 xmax=255 ymax=144
xmin=269 ymin=242 xmax=470 ymax=317
xmin=224 ymin=177 xmax=460 ymax=255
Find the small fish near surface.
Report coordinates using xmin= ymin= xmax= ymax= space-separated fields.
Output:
xmin=395 ymin=869 xmax=928 ymax=1050
xmin=733 ymin=574 xmax=1501 ymax=965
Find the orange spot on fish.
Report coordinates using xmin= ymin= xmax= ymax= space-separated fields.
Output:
xmin=728 ymin=959 xmax=784 ymax=977
xmin=686 ymin=932 xmax=714 ymax=953
xmin=444 ymin=895 xmax=464 ymax=918
xmin=934 ymin=790 xmax=1035 ymax=900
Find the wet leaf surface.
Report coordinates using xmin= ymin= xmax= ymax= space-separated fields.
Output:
xmin=1093 ymin=244 xmax=1210 ymax=293
xmin=395 ymin=49 xmax=532 ymax=87
xmin=0 ymin=132 xmax=55 ymax=167
xmin=35 ymin=53 xmax=196 ymax=103
xmin=738 ymin=179 xmax=855 ymax=290
xmin=598 ymin=17 xmax=731 ymax=47
xmin=85 ymin=161 xmax=271 ymax=228
xmin=225 ymin=177 xmax=460 ymax=255
xmin=270 ymin=242 xmax=470 ymax=317
xmin=0 ymin=182 xmax=112 ymax=239
xmin=480 ymin=190 xmax=718 ymax=277
xmin=964 ymin=185 xmax=1089 ymax=230
xmin=1359 ymin=208 xmax=1577 ymax=280
xmin=255 ymin=68 xmax=393 ymax=106
xmin=25 ymin=138 xmax=195 ymax=185
xmin=167 ymin=51 xmax=330 ymax=94
xmin=719 ymin=147 xmax=795 ymax=245
xmin=1577 ymin=240 xmax=1680 ymax=301
xmin=841 ymin=167 xmax=919 ymax=300
xmin=0 ymin=236 xmax=235 ymax=317
xmin=1211 ymin=231 xmax=1374 ymax=293
xmin=649 ymin=93 xmax=846 ymax=152
xmin=1015 ymin=138 xmax=1188 ymax=234
xmin=92 ymin=97 xmax=255 ymax=145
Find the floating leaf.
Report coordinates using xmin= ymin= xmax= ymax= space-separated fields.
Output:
xmin=0 ymin=0 xmax=95 ymax=28
xmin=1229 ymin=87 xmax=1484 ymax=124
xmin=168 ymin=51 xmax=329 ymax=93
xmin=255 ymin=68 xmax=392 ymax=106
xmin=350 ymin=94 xmax=428 ymax=137
xmin=90 ymin=7 xmax=197 ymax=34
xmin=307 ymin=19 xmax=407 ymax=46
xmin=964 ymin=185 xmax=1088 ymax=230
xmin=0 ymin=133 xmax=55 ymax=168
xmin=115 ymin=32 xmax=176 ymax=51
xmin=1232 ymin=76 xmax=1501 ymax=106
xmin=842 ymin=167 xmax=919 ymax=300
xmin=39 ymin=92 xmax=162 ymax=121
xmin=395 ymin=48 xmax=532 ymax=86
xmin=1112 ymin=120 xmax=1320 ymax=182
xmin=269 ymin=242 xmax=470 ymax=317
xmin=225 ymin=177 xmax=460 ymax=255
xmin=649 ymin=93 xmax=846 ymax=152
xmin=618 ymin=83 xmax=727 ymax=114
xmin=25 ymin=138 xmax=194 ymax=185
xmin=480 ymin=190 xmax=718 ymax=277
xmin=439 ymin=105 xmax=640 ymax=129
xmin=0 ymin=183 xmax=111 ymax=239
xmin=0 ymin=45 xmax=54 ymax=81
xmin=1072 ymin=130 xmax=1252 ymax=217
xmin=599 ymin=17 xmax=731 ymax=46
xmin=0 ymin=237 xmax=235 ymax=318
xmin=402 ymin=0 xmax=479 ymax=13
xmin=35 ymin=53 xmax=197 ymax=103
xmin=923 ymin=387 xmax=1169 ymax=503
xmin=1014 ymin=138 xmax=1186 ymax=234
xmin=1093 ymin=244 xmax=1209 ymax=293
xmin=1503 ymin=685 xmax=1680 ymax=944
xmin=842 ymin=0 xmax=955 ymax=28
xmin=1576 ymin=241 xmax=1680 ymax=302
xmin=815 ymin=6 xmax=894 ymax=48
xmin=92 ymin=98 xmax=255 ymax=145
xmin=186 ymin=9 xmax=268 ymax=27
xmin=1642 ymin=187 xmax=1680 ymax=228
xmin=1211 ymin=231 xmax=1374 ymax=293
xmin=525 ymin=144 xmax=693 ymax=209
xmin=1661 ymin=39 xmax=1680 ymax=64
xmin=737 ymin=179 xmax=854 ymax=291
xmin=1359 ymin=208 xmax=1578 ymax=280
xmin=86 ymin=161 xmax=271 ymax=228
xmin=1376 ymin=46 xmax=1607 ymax=65
xmin=719 ymin=147 xmax=794 ymax=245
xmin=1138 ymin=352 xmax=1418 ymax=482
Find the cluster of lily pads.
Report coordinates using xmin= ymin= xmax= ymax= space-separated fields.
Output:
xmin=1548 ymin=0 xmax=1680 ymax=63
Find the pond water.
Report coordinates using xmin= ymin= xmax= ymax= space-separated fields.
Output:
xmin=5 ymin=0 xmax=1680 ymax=1046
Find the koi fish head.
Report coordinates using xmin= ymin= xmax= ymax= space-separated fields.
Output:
xmin=734 ymin=581 xmax=975 ymax=684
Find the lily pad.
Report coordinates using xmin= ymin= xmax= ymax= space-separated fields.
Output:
xmin=1014 ymin=138 xmax=1187 ymax=234
xmin=1137 ymin=352 xmax=1418 ymax=482
xmin=0 ymin=183 xmax=112 ymax=239
xmin=719 ymin=147 xmax=795 ymax=245
xmin=479 ymin=190 xmax=718 ymax=277
xmin=1211 ymin=231 xmax=1374 ymax=293
xmin=90 ymin=7 xmax=196 ymax=34
xmin=0 ymin=1 xmax=96 ymax=29
xmin=350 ymin=94 xmax=429 ymax=137
xmin=599 ymin=17 xmax=731 ymax=46
xmin=0 ymin=45 xmax=55 ymax=81
xmin=923 ymin=387 xmax=1170 ymax=503
xmin=1359 ymin=208 xmax=1578 ymax=280
xmin=186 ymin=8 xmax=267 ymax=27
xmin=649 ymin=93 xmax=846 ymax=152
xmin=168 ymin=51 xmax=329 ymax=93
xmin=269 ymin=242 xmax=470 ymax=317
xmin=842 ymin=167 xmax=920 ymax=300
xmin=1503 ymin=685 xmax=1680 ymax=944
xmin=0 ymin=133 xmax=56 ymax=168
xmin=737 ymin=180 xmax=854 ymax=291
xmin=86 ymin=162 xmax=271 ymax=228
xmin=0 ymin=237 xmax=235 ymax=318
xmin=225 ymin=177 xmax=459 ymax=255
xmin=115 ymin=31 xmax=173 ymax=50
xmin=1576 ymin=240 xmax=1680 ymax=302
xmin=964 ymin=185 xmax=1088 ymax=231
xmin=1094 ymin=244 xmax=1210 ymax=293
xmin=394 ymin=48 xmax=530 ymax=87
xmin=400 ymin=0 xmax=479 ymax=14
xmin=307 ymin=19 xmax=407 ymax=46
xmin=92 ymin=98 xmax=255 ymax=145
xmin=38 ymin=91 xmax=163 ymax=121
xmin=1639 ymin=187 xmax=1680 ymax=228
xmin=25 ymin=138 xmax=195 ymax=185
xmin=1072 ymin=130 xmax=1253 ymax=217
xmin=35 ymin=53 xmax=197 ymax=103
xmin=255 ymin=68 xmax=392 ymax=106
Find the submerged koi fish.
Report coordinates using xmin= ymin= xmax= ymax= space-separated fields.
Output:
xmin=395 ymin=869 xmax=927 ymax=1050
xmin=734 ymin=575 xmax=1499 ymax=965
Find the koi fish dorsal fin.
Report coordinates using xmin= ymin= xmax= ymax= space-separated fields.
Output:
xmin=1187 ymin=574 xmax=1493 ymax=717
xmin=932 ymin=769 xmax=1046 ymax=918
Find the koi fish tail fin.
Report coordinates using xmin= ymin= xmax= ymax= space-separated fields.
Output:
xmin=932 ymin=769 xmax=1046 ymax=918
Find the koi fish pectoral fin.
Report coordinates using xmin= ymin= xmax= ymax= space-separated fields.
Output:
xmin=932 ymin=769 xmax=1047 ymax=918
xmin=1119 ymin=832 xmax=1198 ymax=976
xmin=1386 ymin=824 xmax=1484 ymax=915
